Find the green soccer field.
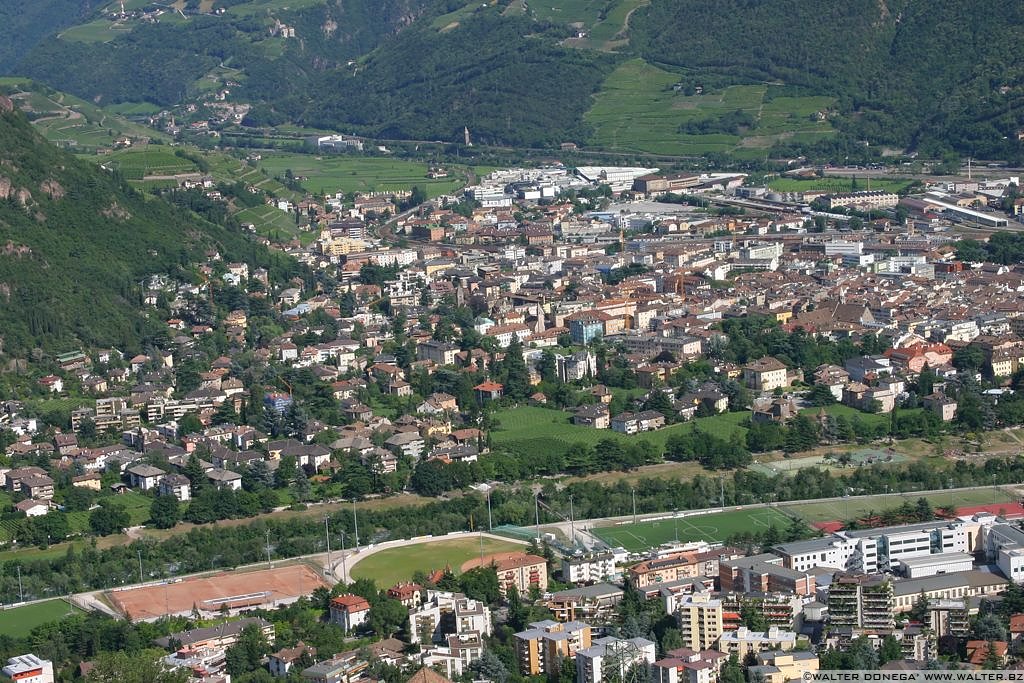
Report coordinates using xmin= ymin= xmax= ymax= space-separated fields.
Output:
xmin=0 ymin=599 xmax=83 ymax=638
xmin=349 ymin=537 xmax=524 ymax=589
xmin=592 ymin=507 xmax=793 ymax=552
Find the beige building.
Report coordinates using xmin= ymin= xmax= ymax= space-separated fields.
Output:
xmin=749 ymin=651 xmax=819 ymax=683
xmin=742 ymin=356 xmax=788 ymax=392
xmin=675 ymin=593 xmax=724 ymax=652
xmin=717 ymin=627 xmax=797 ymax=659
xmin=514 ymin=620 xmax=592 ymax=676
xmin=464 ymin=552 xmax=548 ymax=597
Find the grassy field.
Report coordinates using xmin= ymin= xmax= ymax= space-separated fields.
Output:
xmin=593 ymin=507 xmax=793 ymax=551
xmin=490 ymin=405 xmax=749 ymax=457
xmin=0 ymin=600 xmax=83 ymax=637
xmin=586 ymin=59 xmax=835 ymax=156
xmin=257 ymin=154 xmax=470 ymax=197
xmin=349 ymin=537 xmax=523 ymax=589
xmin=783 ymin=487 xmax=1016 ymax=523
xmin=768 ymin=176 xmax=916 ymax=194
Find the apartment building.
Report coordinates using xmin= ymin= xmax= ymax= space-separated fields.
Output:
xmin=674 ymin=593 xmax=724 ymax=651
xmin=717 ymin=627 xmax=797 ymax=659
xmin=652 ymin=648 xmax=728 ymax=683
xmin=563 ymin=552 xmax=617 ymax=584
xmin=576 ymin=636 xmax=656 ymax=683
xmin=514 ymin=620 xmax=592 ymax=676
xmin=827 ymin=574 xmax=895 ymax=629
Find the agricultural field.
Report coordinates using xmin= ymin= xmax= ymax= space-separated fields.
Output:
xmin=586 ymin=59 xmax=836 ymax=156
xmin=768 ymin=176 xmax=916 ymax=194
xmin=59 ymin=18 xmax=135 ymax=43
xmin=592 ymin=507 xmax=793 ymax=552
xmin=783 ymin=487 xmax=1016 ymax=524
xmin=257 ymin=154 xmax=471 ymax=197
xmin=98 ymin=147 xmax=199 ymax=179
xmin=490 ymin=406 xmax=748 ymax=458
xmin=349 ymin=536 xmax=523 ymax=589
xmin=0 ymin=80 xmax=165 ymax=150
xmin=0 ymin=600 xmax=83 ymax=637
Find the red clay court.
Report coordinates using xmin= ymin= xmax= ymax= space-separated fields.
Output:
xmin=108 ymin=564 xmax=328 ymax=621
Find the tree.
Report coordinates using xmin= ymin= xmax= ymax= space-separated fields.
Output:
xmin=878 ymin=635 xmax=902 ymax=665
xmin=470 ymin=650 xmax=510 ymax=683
xmin=458 ymin=567 xmax=501 ymax=604
xmin=86 ymin=650 xmax=189 ymax=682
xmin=225 ymin=624 xmax=271 ymax=676
xmin=972 ymin=613 xmax=1007 ymax=642
xmin=503 ymin=339 xmax=531 ymax=400
xmin=644 ymin=390 xmax=676 ymax=422
xmin=178 ymin=413 xmax=203 ymax=436
xmin=89 ymin=500 xmax=130 ymax=536
xmin=721 ymin=654 xmax=744 ymax=683
xmin=149 ymin=495 xmax=180 ymax=529
xmin=367 ymin=596 xmax=408 ymax=636
xmin=184 ymin=452 xmax=209 ymax=497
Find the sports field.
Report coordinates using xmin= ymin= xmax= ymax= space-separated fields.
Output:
xmin=592 ymin=507 xmax=793 ymax=552
xmin=349 ymin=537 xmax=524 ymax=589
xmin=0 ymin=600 xmax=82 ymax=637
xmin=108 ymin=564 xmax=327 ymax=621
xmin=783 ymin=488 xmax=1015 ymax=523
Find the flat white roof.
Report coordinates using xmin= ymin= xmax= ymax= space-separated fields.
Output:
xmin=898 ymin=552 xmax=974 ymax=568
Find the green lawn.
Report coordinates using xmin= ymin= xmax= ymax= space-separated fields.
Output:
xmin=490 ymin=405 xmax=748 ymax=457
xmin=586 ymin=58 xmax=835 ymax=156
xmin=257 ymin=154 xmax=471 ymax=197
xmin=349 ymin=537 xmax=524 ymax=589
xmin=0 ymin=600 xmax=83 ymax=637
xmin=783 ymin=487 xmax=1015 ymax=523
xmin=593 ymin=507 xmax=793 ymax=552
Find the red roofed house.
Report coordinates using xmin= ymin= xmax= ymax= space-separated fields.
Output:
xmin=330 ymin=594 xmax=371 ymax=634
xmin=463 ymin=552 xmax=547 ymax=597
xmin=386 ymin=582 xmax=423 ymax=609
xmin=473 ymin=381 xmax=503 ymax=404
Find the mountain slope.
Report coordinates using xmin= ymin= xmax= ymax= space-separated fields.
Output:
xmin=631 ymin=0 xmax=1024 ymax=159
xmin=0 ymin=98 xmax=295 ymax=355
xmin=0 ymin=0 xmax=94 ymax=74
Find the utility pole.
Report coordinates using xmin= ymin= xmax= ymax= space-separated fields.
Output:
xmin=535 ymin=492 xmax=541 ymax=540
xmin=265 ymin=529 xmax=272 ymax=567
xmin=339 ymin=531 xmax=348 ymax=583
xmin=137 ymin=549 xmax=144 ymax=585
xmin=569 ymin=495 xmax=576 ymax=547
xmin=720 ymin=477 xmax=725 ymax=507
xmin=486 ymin=486 xmax=493 ymax=532
xmin=631 ymin=487 xmax=637 ymax=525
xmin=352 ymin=500 xmax=360 ymax=548
xmin=324 ymin=516 xmax=332 ymax=579
xmin=17 ymin=565 xmax=23 ymax=603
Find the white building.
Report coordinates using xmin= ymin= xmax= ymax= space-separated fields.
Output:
xmin=576 ymin=636 xmax=656 ymax=683
xmin=2 ymin=654 xmax=54 ymax=683
xmin=562 ymin=552 xmax=617 ymax=584
xmin=899 ymin=552 xmax=974 ymax=578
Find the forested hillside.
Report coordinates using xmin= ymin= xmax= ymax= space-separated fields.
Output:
xmin=17 ymin=0 xmax=455 ymax=109
xmin=0 ymin=99 xmax=296 ymax=355
xmin=631 ymin=0 xmax=1024 ymax=159
xmin=0 ymin=0 xmax=94 ymax=74
xmin=299 ymin=12 xmax=616 ymax=146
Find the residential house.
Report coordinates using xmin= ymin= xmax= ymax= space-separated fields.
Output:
xmin=126 ymin=464 xmax=165 ymax=491
xmin=742 ymin=357 xmax=788 ymax=392
xmin=573 ymin=404 xmax=610 ymax=429
xmin=329 ymin=595 xmax=371 ymax=634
